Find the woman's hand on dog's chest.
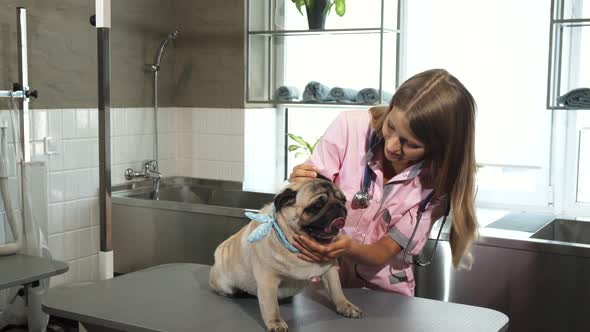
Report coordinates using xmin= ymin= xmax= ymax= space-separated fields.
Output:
xmin=294 ymin=234 xmax=352 ymax=263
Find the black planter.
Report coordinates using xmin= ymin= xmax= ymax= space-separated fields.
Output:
xmin=305 ymin=0 xmax=329 ymax=30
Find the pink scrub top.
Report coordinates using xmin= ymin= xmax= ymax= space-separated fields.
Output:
xmin=309 ymin=110 xmax=446 ymax=296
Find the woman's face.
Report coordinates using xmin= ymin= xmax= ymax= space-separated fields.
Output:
xmin=382 ymin=109 xmax=425 ymax=164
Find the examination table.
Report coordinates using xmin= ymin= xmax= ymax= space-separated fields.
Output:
xmin=43 ymin=263 xmax=508 ymax=332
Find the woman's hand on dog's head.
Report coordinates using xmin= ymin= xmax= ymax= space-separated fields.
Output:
xmin=294 ymin=234 xmax=352 ymax=263
xmin=289 ymin=163 xmax=318 ymax=183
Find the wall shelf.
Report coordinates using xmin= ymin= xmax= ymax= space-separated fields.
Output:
xmin=248 ymin=27 xmax=400 ymax=37
xmin=246 ymin=0 xmax=401 ymax=107
xmin=553 ymin=18 xmax=590 ymax=24
xmin=246 ymin=100 xmax=381 ymax=107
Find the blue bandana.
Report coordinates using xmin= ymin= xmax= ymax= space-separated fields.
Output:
xmin=245 ymin=207 xmax=300 ymax=253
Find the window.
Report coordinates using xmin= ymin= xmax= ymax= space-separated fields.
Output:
xmin=404 ymin=0 xmax=553 ymax=208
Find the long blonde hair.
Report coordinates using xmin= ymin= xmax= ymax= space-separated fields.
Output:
xmin=372 ymin=69 xmax=478 ymax=267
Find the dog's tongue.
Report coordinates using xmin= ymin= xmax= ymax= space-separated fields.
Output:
xmin=324 ymin=217 xmax=346 ymax=233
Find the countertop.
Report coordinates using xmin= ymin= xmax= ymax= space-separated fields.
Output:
xmin=428 ymin=208 xmax=590 ymax=258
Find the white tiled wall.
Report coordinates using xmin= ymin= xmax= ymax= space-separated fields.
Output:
xmin=176 ymin=108 xmax=244 ymax=182
xmin=0 ymin=106 xmax=245 ymax=286
xmin=110 ymin=107 xmax=179 ymax=185
xmin=1 ymin=106 xmax=245 ymax=286
xmin=30 ymin=107 xmax=179 ymax=286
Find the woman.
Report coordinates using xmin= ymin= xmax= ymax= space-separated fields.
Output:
xmin=289 ymin=69 xmax=478 ymax=295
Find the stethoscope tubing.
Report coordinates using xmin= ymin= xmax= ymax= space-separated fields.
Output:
xmin=357 ymin=131 xmax=381 ymax=198
xmin=353 ymin=129 xmax=452 ymax=268
xmin=402 ymin=194 xmax=451 ymax=267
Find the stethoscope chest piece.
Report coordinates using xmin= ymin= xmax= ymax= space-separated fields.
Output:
xmin=351 ymin=187 xmax=371 ymax=209
xmin=351 ymin=160 xmax=373 ymax=210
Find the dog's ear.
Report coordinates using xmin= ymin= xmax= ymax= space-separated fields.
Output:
xmin=274 ymin=188 xmax=297 ymax=212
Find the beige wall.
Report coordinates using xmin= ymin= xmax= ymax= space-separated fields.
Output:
xmin=1 ymin=0 xmax=244 ymax=110
xmin=174 ymin=0 xmax=245 ymax=108
xmin=0 ymin=0 xmax=177 ymax=109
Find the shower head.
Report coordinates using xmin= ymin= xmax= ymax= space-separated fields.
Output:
xmin=153 ymin=29 xmax=180 ymax=68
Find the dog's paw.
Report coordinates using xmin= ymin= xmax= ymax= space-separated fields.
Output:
xmin=266 ymin=318 xmax=288 ymax=332
xmin=336 ymin=301 xmax=363 ymax=318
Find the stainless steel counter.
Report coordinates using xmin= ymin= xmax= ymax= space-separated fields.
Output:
xmin=426 ymin=208 xmax=590 ymax=258
xmin=417 ymin=209 xmax=590 ymax=332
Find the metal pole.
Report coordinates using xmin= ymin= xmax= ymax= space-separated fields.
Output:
xmin=16 ymin=8 xmax=29 ymax=271
xmin=97 ymin=28 xmax=111 ymax=253
xmin=17 ymin=7 xmax=31 ymax=162
xmin=94 ymin=0 xmax=113 ymax=279
xmin=546 ymin=0 xmax=556 ymax=109
xmin=245 ymin=0 xmax=250 ymax=103
xmin=396 ymin=0 xmax=406 ymax=88
xmin=154 ymin=70 xmax=159 ymax=172
xmin=378 ymin=0 xmax=384 ymax=102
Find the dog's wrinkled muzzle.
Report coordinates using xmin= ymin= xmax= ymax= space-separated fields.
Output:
xmin=303 ymin=202 xmax=347 ymax=243
xmin=324 ymin=217 xmax=345 ymax=234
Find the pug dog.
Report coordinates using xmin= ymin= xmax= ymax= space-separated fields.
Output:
xmin=209 ymin=178 xmax=362 ymax=331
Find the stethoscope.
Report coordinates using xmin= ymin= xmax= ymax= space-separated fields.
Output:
xmin=351 ymin=131 xmax=381 ymax=210
xmin=401 ymin=192 xmax=451 ymax=267
xmin=351 ymin=130 xmax=451 ymax=267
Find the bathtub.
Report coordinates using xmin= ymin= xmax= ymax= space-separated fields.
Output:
xmin=111 ymin=177 xmax=275 ymax=274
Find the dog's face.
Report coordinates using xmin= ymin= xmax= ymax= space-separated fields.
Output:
xmin=274 ymin=178 xmax=347 ymax=243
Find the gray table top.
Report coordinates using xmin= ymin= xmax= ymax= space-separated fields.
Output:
xmin=43 ymin=263 xmax=508 ymax=332
xmin=0 ymin=254 xmax=69 ymax=290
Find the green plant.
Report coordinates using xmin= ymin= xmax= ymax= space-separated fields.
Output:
xmin=291 ymin=0 xmax=346 ymax=17
xmin=288 ymin=133 xmax=321 ymax=159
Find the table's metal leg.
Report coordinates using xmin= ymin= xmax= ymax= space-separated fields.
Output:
xmin=24 ymin=282 xmax=49 ymax=332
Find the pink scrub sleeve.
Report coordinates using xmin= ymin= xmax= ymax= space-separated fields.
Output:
xmin=308 ymin=113 xmax=349 ymax=181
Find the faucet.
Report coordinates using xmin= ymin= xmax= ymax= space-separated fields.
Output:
xmin=125 ymin=160 xmax=162 ymax=199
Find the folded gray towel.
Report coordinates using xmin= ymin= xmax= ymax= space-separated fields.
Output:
xmin=356 ymin=88 xmax=393 ymax=104
xmin=557 ymin=88 xmax=590 ymax=109
xmin=302 ymin=81 xmax=332 ymax=102
xmin=329 ymin=87 xmax=358 ymax=103
xmin=274 ymin=86 xmax=300 ymax=102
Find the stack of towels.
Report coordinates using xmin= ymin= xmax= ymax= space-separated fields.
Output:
xmin=330 ymin=87 xmax=358 ymax=103
xmin=274 ymin=86 xmax=301 ymax=102
xmin=355 ymin=88 xmax=393 ymax=104
xmin=273 ymin=81 xmax=392 ymax=105
xmin=302 ymin=81 xmax=332 ymax=102
xmin=557 ymin=88 xmax=590 ymax=109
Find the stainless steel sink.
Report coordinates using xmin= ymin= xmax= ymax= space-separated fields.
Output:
xmin=112 ymin=176 xmax=276 ymax=273
xmin=530 ymin=218 xmax=590 ymax=245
